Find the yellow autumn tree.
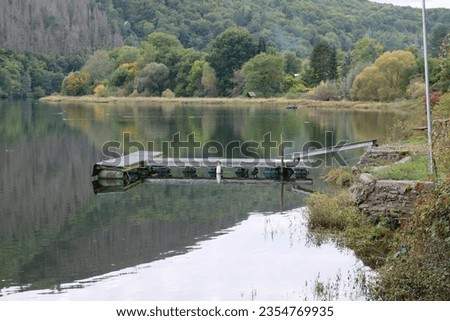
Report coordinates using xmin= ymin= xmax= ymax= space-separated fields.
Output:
xmin=61 ymin=71 xmax=90 ymax=96
xmin=351 ymin=50 xmax=417 ymax=101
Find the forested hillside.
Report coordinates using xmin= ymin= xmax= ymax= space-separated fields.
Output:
xmin=111 ymin=0 xmax=450 ymax=56
xmin=0 ymin=0 xmax=123 ymax=56
xmin=1 ymin=0 xmax=449 ymax=99
xmin=1 ymin=0 xmax=450 ymax=57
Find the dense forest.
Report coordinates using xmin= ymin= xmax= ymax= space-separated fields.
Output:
xmin=0 ymin=0 xmax=449 ymax=100
xmin=2 ymin=0 xmax=450 ymax=56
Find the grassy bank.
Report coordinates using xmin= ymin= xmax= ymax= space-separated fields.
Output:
xmin=306 ymin=115 xmax=450 ymax=300
xmin=306 ymin=179 xmax=450 ymax=300
xmin=39 ymin=94 xmax=417 ymax=110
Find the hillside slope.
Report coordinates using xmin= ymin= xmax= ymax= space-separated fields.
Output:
xmin=0 ymin=0 xmax=449 ymax=57
xmin=112 ymin=0 xmax=450 ymax=56
xmin=0 ymin=0 xmax=123 ymax=56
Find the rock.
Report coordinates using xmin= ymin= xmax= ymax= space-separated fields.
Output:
xmin=359 ymin=173 xmax=376 ymax=185
xmin=349 ymin=173 xmax=433 ymax=222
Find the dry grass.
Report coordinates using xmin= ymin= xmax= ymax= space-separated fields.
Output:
xmin=39 ymin=94 xmax=418 ymax=110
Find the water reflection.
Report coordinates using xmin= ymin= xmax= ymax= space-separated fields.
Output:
xmin=0 ymin=100 xmax=406 ymax=300
xmin=1 ymin=209 xmax=370 ymax=301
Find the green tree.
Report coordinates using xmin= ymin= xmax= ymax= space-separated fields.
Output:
xmin=243 ymin=52 xmax=285 ymax=97
xmin=309 ymin=40 xmax=338 ymax=86
xmin=351 ymin=37 xmax=384 ymax=68
xmin=174 ymin=48 xmax=204 ymax=97
xmin=207 ymin=27 xmax=257 ymax=96
xmin=111 ymin=46 xmax=142 ymax=65
xmin=109 ymin=63 xmax=136 ymax=92
xmin=186 ymin=60 xmax=206 ymax=97
xmin=201 ymin=62 xmax=218 ymax=97
xmin=133 ymin=62 xmax=169 ymax=96
xmin=142 ymin=32 xmax=185 ymax=66
xmin=282 ymin=74 xmax=308 ymax=94
xmin=430 ymin=24 xmax=449 ymax=57
xmin=83 ymin=50 xmax=116 ymax=84
xmin=283 ymin=51 xmax=302 ymax=75
xmin=433 ymin=57 xmax=450 ymax=93
xmin=140 ymin=32 xmax=185 ymax=88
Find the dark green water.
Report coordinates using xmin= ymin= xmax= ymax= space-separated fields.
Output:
xmin=0 ymin=99 xmax=406 ymax=300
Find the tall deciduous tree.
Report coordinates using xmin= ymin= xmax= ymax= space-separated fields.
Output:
xmin=283 ymin=51 xmax=302 ymax=75
xmin=83 ymin=50 xmax=115 ymax=84
xmin=174 ymin=48 xmax=204 ymax=97
xmin=343 ymin=37 xmax=384 ymax=75
xmin=140 ymin=32 xmax=186 ymax=88
xmin=201 ymin=62 xmax=218 ymax=97
xmin=243 ymin=53 xmax=285 ymax=97
xmin=352 ymin=50 xmax=417 ymax=101
xmin=207 ymin=27 xmax=257 ymax=96
xmin=61 ymin=71 xmax=90 ymax=96
xmin=309 ymin=40 xmax=337 ymax=86
xmin=133 ymin=62 xmax=169 ymax=96
xmin=186 ymin=60 xmax=206 ymax=97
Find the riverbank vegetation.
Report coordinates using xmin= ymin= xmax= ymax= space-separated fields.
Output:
xmin=51 ymin=30 xmax=449 ymax=103
xmin=307 ymin=96 xmax=450 ymax=300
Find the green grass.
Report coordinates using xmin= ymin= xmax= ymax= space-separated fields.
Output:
xmin=372 ymin=155 xmax=429 ymax=181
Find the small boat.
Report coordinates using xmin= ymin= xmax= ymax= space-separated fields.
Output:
xmin=286 ymin=105 xmax=300 ymax=110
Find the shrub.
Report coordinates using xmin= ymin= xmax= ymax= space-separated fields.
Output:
xmin=433 ymin=92 xmax=450 ymax=119
xmin=325 ymin=167 xmax=355 ymax=187
xmin=429 ymin=91 xmax=442 ymax=107
xmin=433 ymin=120 xmax=450 ymax=178
xmin=162 ymin=88 xmax=175 ymax=98
xmin=406 ymin=79 xmax=425 ymax=99
xmin=93 ymin=84 xmax=109 ymax=97
xmin=307 ymin=191 xmax=394 ymax=268
xmin=309 ymin=81 xmax=339 ymax=101
xmin=307 ymin=192 xmax=360 ymax=231
xmin=387 ymin=117 xmax=415 ymax=143
xmin=61 ymin=71 xmax=90 ymax=96
xmin=33 ymin=86 xmax=46 ymax=98
xmin=372 ymin=179 xmax=450 ymax=300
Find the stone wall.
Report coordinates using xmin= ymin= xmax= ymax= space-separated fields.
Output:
xmin=349 ymin=174 xmax=433 ymax=226
xmin=357 ymin=147 xmax=410 ymax=167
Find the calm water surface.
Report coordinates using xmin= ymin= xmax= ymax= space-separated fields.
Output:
xmin=0 ymin=100 xmax=407 ymax=300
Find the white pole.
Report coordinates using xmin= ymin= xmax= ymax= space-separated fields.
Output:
xmin=422 ymin=0 xmax=434 ymax=174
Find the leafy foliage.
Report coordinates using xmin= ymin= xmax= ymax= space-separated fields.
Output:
xmin=309 ymin=81 xmax=340 ymax=101
xmin=133 ymin=62 xmax=170 ymax=96
xmin=61 ymin=71 xmax=90 ymax=96
xmin=0 ymin=48 xmax=82 ymax=98
xmin=373 ymin=179 xmax=450 ymax=300
xmin=108 ymin=0 xmax=450 ymax=58
xmin=433 ymin=118 xmax=450 ymax=179
xmin=207 ymin=27 xmax=257 ymax=96
xmin=242 ymin=52 xmax=285 ymax=97
xmin=83 ymin=50 xmax=116 ymax=84
xmin=309 ymin=40 xmax=338 ymax=86
xmin=352 ymin=50 xmax=417 ymax=101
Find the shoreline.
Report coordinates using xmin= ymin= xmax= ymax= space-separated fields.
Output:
xmin=39 ymin=95 xmax=418 ymax=110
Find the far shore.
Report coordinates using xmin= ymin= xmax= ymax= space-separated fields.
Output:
xmin=39 ymin=94 xmax=418 ymax=110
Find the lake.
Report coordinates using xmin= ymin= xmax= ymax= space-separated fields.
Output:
xmin=0 ymin=99 xmax=407 ymax=300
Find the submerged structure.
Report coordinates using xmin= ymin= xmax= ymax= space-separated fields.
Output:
xmin=91 ymin=140 xmax=377 ymax=194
